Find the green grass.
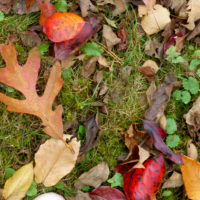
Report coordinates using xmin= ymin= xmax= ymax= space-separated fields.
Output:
xmin=0 ymin=3 xmax=198 ymax=200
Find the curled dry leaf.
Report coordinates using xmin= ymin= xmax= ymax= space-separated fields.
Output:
xmin=184 ymin=0 xmax=200 ymax=30
xmin=3 ymin=162 xmax=33 ymax=200
xmin=102 ymin=25 xmax=121 ymax=50
xmin=20 ymin=30 xmax=41 ymax=47
xmin=187 ymin=22 xmax=200 ymax=40
xmin=139 ymin=4 xmax=171 ymax=35
xmin=138 ymin=60 xmax=159 ymax=82
xmin=82 ymin=56 xmax=98 ymax=78
xmin=162 ymin=171 xmax=183 ymax=189
xmin=123 ymin=154 xmax=165 ymax=200
xmin=144 ymin=38 xmax=162 ymax=58
xmin=34 ymin=135 xmax=80 ymax=187
xmin=187 ymin=140 xmax=198 ymax=160
xmin=181 ymin=154 xmax=200 ymax=200
xmin=112 ymin=0 xmax=127 ymax=16
xmin=80 ymin=0 xmax=97 ymax=17
xmin=184 ymin=97 xmax=200 ymax=147
xmin=74 ymin=162 xmax=109 ymax=189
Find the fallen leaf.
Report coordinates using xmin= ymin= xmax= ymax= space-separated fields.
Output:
xmin=0 ymin=0 xmax=13 ymax=14
xmin=82 ymin=56 xmax=98 ymax=78
xmin=99 ymin=83 xmax=108 ymax=96
xmin=34 ymin=135 xmax=80 ymax=187
xmin=80 ymin=0 xmax=97 ymax=17
xmin=187 ymin=140 xmax=198 ymax=160
xmin=117 ymin=19 xmax=128 ymax=51
xmin=146 ymin=81 xmax=156 ymax=105
xmin=3 ymin=162 xmax=33 ymax=200
xmin=97 ymin=55 xmax=110 ymax=68
xmin=112 ymin=0 xmax=127 ymax=16
xmin=143 ymin=0 xmax=156 ymax=10
xmin=80 ymin=115 xmax=100 ymax=151
xmin=140 ymin=4 xmax=171 ymax=35
xmin=175 ymin=34 xmax=187 ymax=52
xmin=75 ymin=191 xmax=91 ymax=200
xmin=184 ymin=97 xmax=200 ymax=147
xmin=13 ymin=0 xmax=39 ymax=14
xmin=181 ymin=154 xmax=200 ymax=200
xmin=20 ymin=30 xmax=41 ymax=47
xmin=162 ymin=171 xmax=183 ymax=189
xmin=96 ymin=0 xmax=115 ymax=6
xmin=187 ymin=21 xmax=200 ymax=40
xmin=93 ymin=70 xmax=103 ymax=83
xmin=61 ymin=54 xmax=76 ymax=69
xmin=184 ymin=0 xmax=200 ymax=30
xmin=123 ymin=154 xmax=165 ymax=200
xmin=143 ymin=120 xmax=183 ymax=164
xmin=74 ymin=162 xmax=109 ymax=189
xmin=138 ymin=60 xmax=159 ymax=82
xmin=145 ymin=74 xmax=180 ymax=123
xmin=89 ymin=186 xmax=126 ymax=200
xmin=144 ymin=38 xmax=162 ymax=58
xmin=102 ymin=25 xmax=121 ymax=50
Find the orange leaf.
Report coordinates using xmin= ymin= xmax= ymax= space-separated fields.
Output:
xmin=0 ymin=43 xmax=73 ymax=151
xmin=43 ymin=12 xmax=86 ymax=42
xmin=181 ymin=154 xmax=200 ymax=200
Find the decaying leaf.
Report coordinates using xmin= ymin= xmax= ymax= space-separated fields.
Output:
xmin=80 ymin=0 xmax=97 ymax=17
xmin=3 ymin=162 xmax=33 ymax=200
xmin=20 ymin=30 xmax=41 ymax=47
xmin=162 ymin=171 xmax=183 ymax=189
xmin=184 ymin=0 xmax=200 ymax=30
xmin=184 ymin=97 xmax=200 ymax=147
xmin=34 ymin=135 xmax=80 ymax=187
xmin=117 ymin=19 xmax=128 ymax=51
xmin=181 ymin=154 xmax=200 ymax=200
xmin=138 ymin=60 xmax=159 ymax=82
xmin=89 ymin=186 xmax=126 ymax=200
xmin=139 ymin=4 xmax=171 ymax=35
xmin=143 ymin=0 xmax=156 ymax=10
xmin=75 ymin=191 xmax=91 ymax=200
xmin=187 ymin=140 xmax=198 ymax=160
xmin=112 ymin=0 xmax=127 ymax=16
xmin=102 ymin=25 xmax=121 ymax=50
xmin=80 ymin=115 xmax=100 ymax=151
xmin=145 ymin=74 xmax=180 ymax=123
xmin=82 ymin=56 xmax=98 ymax=78
xmin=74 ymin=162 xmax=109 ymax=189
xmin=144 ymin=38 xmax=162 ymax=58
xmin=0 ymin=43 xmax=73 ymax=150
xmin=123 ymin=154 xmax=165 ymax=200
xmin=143 ymin=120 xmax=183 ymax=164
xmin=0 ymin=0 xmax=13 ymax=14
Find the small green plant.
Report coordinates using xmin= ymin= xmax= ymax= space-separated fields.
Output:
xmin=26 ymin=181 xmax=37 ymax=197
xmin=81 ymin=42 xmax=104 ymax=56
xmin=107 ymin=173 xmax=123 ymax=187
xmin=173 ymin=90 xmax=191 ymax=104
xmin=166 ymin=46 xmax=185 ymax=63
xmin=54 ymin=0 xmax=68 ymax=12
xmin=36 ymin=44 xmax=50 ymax=56
xmin=0 ymin=11 xmax=4 ymax=22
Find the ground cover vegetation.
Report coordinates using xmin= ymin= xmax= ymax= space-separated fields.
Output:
xmin=0 ymin=0 xmax=200 ymax=199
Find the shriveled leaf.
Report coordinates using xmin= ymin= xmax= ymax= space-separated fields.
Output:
xmin=20 ymin=30 xmax=41 ymax=47
xmin=80 ymin=0 xmax=97 ymax=17
xmin=102 ymin=25 xmax=121 ymax=50
xmin=74 ymin=162 xmax=109 ymax=189
xmin=3 ymin=162 xmax=33 ymax=200
xmin=34 ymin=135 xmax=80 ymax=187
xmin=162 ymin=172 xmax=183 ymax=189
xmin=140 ymin=4 xmax=171 ymax=35
xmin=43 ymin=12 xmax=86 ymax=42
xmin=54 ymin=17 xmax=98 ymax=60
xmin=143 ymin=120 xmax=183 ymax=164
xmin=187 ymin=22 xmax=200 ymax=40
xmin=89 ymin=186 xmax=126 ymax=200
xmin=123 ymin=154 xmax=165 ymax=200
xmin=184 ymin=97 xmax=200 ymax=147
xmin=181 ymin=154 xmax=200 ymax=200
xmin=144 ymin=38 xmax=162 ymax=58
xmin=187 ymin=140 xmax=198 ymax=160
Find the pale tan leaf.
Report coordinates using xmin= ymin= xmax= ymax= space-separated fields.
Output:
xmin=162 ymin=172 xmax=183 ymax=189
xmin=75 ymin=191 xmax=91 ymax=200
xmin=181 ymin=154 xmax=200 ymax=200
xmin=112 ymin=0 xmax=126 ymax=16
xmin=97 ymin=55 xmax=109 ymax=68
xmin=3 ymin=162 xmax=33 ymax=200
xmin=143 ymin=0 xmax=156 ymax=10
xmin=80 ymin=0 xmax=97 ymax=17
xmin=61 ymin=54 xmax=76 ymax=69
xmin=82 ymin=57 xmax=98 ymax=78
xmin=141 ymin=4 xmax=171 ymax=35
xmin=74 ymin=162 xmax=109 ymax=189
xmin=34 ymin=135 xmax=80 ymax=187
xmin=187 ymin=140 xmax=198 ymax=160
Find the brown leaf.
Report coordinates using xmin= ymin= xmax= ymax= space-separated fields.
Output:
xmin=97 ymin=55 xmax=110 ymax=68
xmin=184 ymin=97 xmax=200 ymax=147
xmin=112 ymin=0 xmax=127 ymax=16
xmin=169 ymin=0 xmax=185 ymax=14
xmin=74 ymin=162 xmax=109 ymax=189
xmin=117 ymin=19 xmax=128 ymax=51
xmin=82 ymin=57 xmax=98 ymax=78
xmin=175 ymin=34 xmax=187 ymax=52
xmin=187 ymin=140 xmax=198 ymax=160
xmin=0 ymin=0 xmax=13 ymax=13
xmin=143 ymin=0 xmax=156 ymax=10
xmin=145 ymin=74 xmax=180 ymax=122
xmin=80 ymin=115 xmax=100 ymax=151
xmin=61 ymin=54 xmax=76 ymax=69
xmin=162 ymin=171 xmax=183 ymax=189
xmin=144 ymin=38 xmax=162 ymax=58
xmin=184 ymin=0 xmax=200 ymax=30
xmin=20 ymin=30 xmax=41 ymax=47
xmin=93 ymin=70 xmax=103 ymax=83
xmin=146 ymin=81 xmax=156 ymax=105
xmin=102 ymin=25 xmax=121 ymax=50
xmin=34 ymin=135 xmax=80 ymax=187
xmin=181 ymin=154 xmax=200 ymax=200
xmin=187 ymin=22 xmax=200 ymax=40
xmin=138 ymin=60 xmax=159 ymax=82
xmin=75 ymin=191 xmax=91 ymax=200
xmin=0 ymin=43 xmax=73 ymax=151
xmin=80 ymin=0 xmax=98 ymax=17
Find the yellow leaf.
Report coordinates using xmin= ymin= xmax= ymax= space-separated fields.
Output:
xmin=181 ymin=154 xmax=200 ymax=200
xmin=34 ymin=135 xmax=80 ymax=187
xmin=3 ymin=162 xmax=33 ymax=200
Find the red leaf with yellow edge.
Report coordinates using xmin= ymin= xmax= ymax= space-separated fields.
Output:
xmin=123 ymin=154 xmax=165 ymax=200
xmin=43 ymin=12 xmax=86 ymax=42
xmin=0 ymin=43 xmax=73 ymax=152
xmin=54 ymin=16 xmax=98 ymax=60
xmin=39 ymin=2 xmax=57 ymax=26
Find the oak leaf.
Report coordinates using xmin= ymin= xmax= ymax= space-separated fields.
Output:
xmin=181 ymin=154 xmax=200 ymax=200
xmin=0 ymin=43 xmax=72 ymax=150
xmin=34 ymin=135 xmax=80 ymax=187
xmin=3 ymin=162 xmax=33 ymax=200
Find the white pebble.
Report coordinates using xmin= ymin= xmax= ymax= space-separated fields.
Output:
xmin=33 ymin=192 xmax=65 ymax=200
